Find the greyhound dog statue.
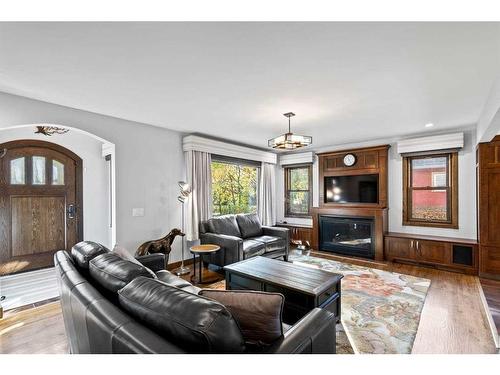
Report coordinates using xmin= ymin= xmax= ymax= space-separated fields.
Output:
xmin=135 ymin=228 xmax=185 ymax=261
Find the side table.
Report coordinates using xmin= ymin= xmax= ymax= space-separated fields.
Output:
xmin=189 ymin=244 xmax=221 ymax=284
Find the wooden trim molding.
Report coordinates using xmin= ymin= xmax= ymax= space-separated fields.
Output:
xmin=182 ymin=135 xmax=277 ymax=164
xmin=284 ymin=164 xmax=312 ymax=218
xmin=402 ymin=151 xmax=458 ymax=229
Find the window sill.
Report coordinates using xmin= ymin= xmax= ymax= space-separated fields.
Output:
xmin=284 ymin=215 xmax=312 ymax=219
xmin=402 ymin=220 xmax=458 ymax=229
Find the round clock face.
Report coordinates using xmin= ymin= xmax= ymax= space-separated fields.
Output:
xmin=343 ymin=153 xmax=356 ymax=167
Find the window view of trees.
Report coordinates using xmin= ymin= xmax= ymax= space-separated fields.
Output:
xmin=211 ymin=160 xmax=259 ymax=216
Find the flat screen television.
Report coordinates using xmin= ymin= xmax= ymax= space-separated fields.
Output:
xmin=324 ymin=174 xmax=379 ymax=204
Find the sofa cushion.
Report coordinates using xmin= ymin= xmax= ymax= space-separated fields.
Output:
xmin=208 ymin=215 xmax=241 ymax=238
xmin=236 ymin=213 xmax=263 ymax=239
xmin=155 ymin=270 xmax=201 ymax=294
xmin=113 ymin=244 xmax=156 ymax=278
xmin=242 ymin=239 xmax=265 ymax=258
xmin=199 ymin=289 xmax=284 ymax=346
xmin=118 ymin=277 xmax=246 ymax=353
xmin=89 ymin=253 xmax=154 ymax=293
xmin=71 ymin=241 xmax=110 ymax=269
xmin=250 ymin=235 xmax=286 ymax=253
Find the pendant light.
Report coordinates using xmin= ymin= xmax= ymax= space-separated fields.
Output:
xmin=268 ymin=112 xmax=312 ymax=149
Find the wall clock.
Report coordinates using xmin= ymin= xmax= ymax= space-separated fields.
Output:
xmin=343 ymin=153 xmax=357 ymax=167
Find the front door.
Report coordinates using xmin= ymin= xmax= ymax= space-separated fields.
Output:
xmin=0 ymin=140 xmax=83 ymax=275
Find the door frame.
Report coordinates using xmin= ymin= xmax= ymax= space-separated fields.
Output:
xmin=0 ymin=139 xmax=84 ymax=244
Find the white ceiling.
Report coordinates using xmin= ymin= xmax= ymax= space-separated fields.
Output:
xmin=1 ymin=22 xmax=499 ymax=150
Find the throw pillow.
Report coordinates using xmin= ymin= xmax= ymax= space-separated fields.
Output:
xmin=199 ymin=289 xmax=284 ymax=346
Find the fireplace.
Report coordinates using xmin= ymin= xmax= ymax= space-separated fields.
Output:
xmin=319 ymin=215 xmax=375 ymax=259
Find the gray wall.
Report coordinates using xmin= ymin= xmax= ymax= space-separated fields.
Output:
xmin=0 ymin=92 xmax=186 ymax=263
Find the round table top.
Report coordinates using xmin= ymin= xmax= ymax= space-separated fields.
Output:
xmin=190 ymin=244 xmax=220 ymax=254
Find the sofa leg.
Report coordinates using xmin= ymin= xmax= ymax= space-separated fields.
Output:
xmin=284 ymin=255 xmax=289 ymax=262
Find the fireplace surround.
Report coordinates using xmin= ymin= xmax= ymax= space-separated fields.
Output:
xmin=311 ymin=145 xmax=390 ymax=261
xmin=311 ymin=206 xmax=387 ymax=261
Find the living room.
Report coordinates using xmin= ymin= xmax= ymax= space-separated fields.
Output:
xmin=1 ymin=2 xmax=500 ymax=372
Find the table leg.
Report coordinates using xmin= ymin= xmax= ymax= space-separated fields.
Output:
xmin=192 ymin=254 xmax=196 ymax=281
xmin=199 ymin=255 xmax=203 ymax=283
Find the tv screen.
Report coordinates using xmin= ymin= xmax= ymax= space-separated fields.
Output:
xmin=324 ymin=174 xmax=379 ymax=204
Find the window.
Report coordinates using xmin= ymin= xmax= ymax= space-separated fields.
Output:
xmin=285 ymin=165 xmax=312 ymax=217
xmin=52 ymin=160 xmax=65 ymax=185
xmin=211 ymin=157 xmax=259 ymax=216
xmin=32 ymin=156 xmax=46 ymax=185
xmin=10 ymin=157 xmax=26 ymax=184
xmin=403 ymin=152 xmax=458 ymax=228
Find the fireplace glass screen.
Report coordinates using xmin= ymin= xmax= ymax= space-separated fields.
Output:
xmin=319 ymin=215 xmax=375 ymax=259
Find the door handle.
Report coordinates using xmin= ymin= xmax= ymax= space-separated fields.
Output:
xmin=67 ymin=204 xmax=76 ymax=219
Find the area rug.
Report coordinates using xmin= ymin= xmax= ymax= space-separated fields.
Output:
xmin=290 ymin=254 xmax=431 ymax=354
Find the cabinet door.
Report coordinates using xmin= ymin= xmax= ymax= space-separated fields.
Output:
xmin=415 ymin=240 xmax=451 ymax=264
xmin=297 ymin=228 xmax=313 ymax=245
xmin=384 ymin=237 xmax=415 ymax=260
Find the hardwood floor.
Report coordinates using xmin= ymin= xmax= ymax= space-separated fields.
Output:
xmin=1 ymin=254 xmax=498 ymax=354
xmin=0 ymin=301 xmax=68 ymax=354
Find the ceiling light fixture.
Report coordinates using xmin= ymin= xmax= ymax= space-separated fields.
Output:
xmin=268 ymin=112 xmax=312 ymax=150
xmin=425 ymin=123 xmax=434 ymax=128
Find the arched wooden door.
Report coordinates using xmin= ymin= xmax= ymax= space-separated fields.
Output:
xmin=0 ymin=140 xmax=83 ymax=275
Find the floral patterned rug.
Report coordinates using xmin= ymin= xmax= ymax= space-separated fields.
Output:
xmin=290 ymin=254 xmax=431 ymax=354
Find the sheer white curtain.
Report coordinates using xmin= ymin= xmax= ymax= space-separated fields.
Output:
xmin=185 ymin=150 xmax=212 ymax=241
xmin=258 ymin=162 xmax=276 ymax=226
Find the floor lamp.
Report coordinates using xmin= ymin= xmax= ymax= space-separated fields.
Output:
xmin=175 ymin=181 xmax=191 ymax=276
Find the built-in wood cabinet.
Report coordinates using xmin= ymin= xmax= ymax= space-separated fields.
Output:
xmin=384 ymin=232 xmax=478 ymax=274
xmin=276 ymin=224 xmax=313 ymax=247
xmin=318 ymin=145 xmax=390 ymax=209
xmin=477 ymin=135 xmax=500 ymax=280
xmin=384 ymin=236 xmax=415 ymax=260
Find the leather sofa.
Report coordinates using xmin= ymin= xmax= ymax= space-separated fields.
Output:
xmin=199 ymin=213 xmax=289 ymax=267
xmin=55 ymin=241 xmax=337 ymax=354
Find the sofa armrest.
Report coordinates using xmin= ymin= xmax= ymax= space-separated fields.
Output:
xmin=267 ymin=308 xmax=336 ymax=354
xmin=262 ymin=226 xmax=289 ymax=242
xmin=200 ymin=233 xmax=244 ymax=264
xmin=135 ymin=253 xmax=165 ymax=272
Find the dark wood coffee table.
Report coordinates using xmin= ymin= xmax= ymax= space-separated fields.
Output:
xmin=224 ymin=256 xmax=343 ymax=324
